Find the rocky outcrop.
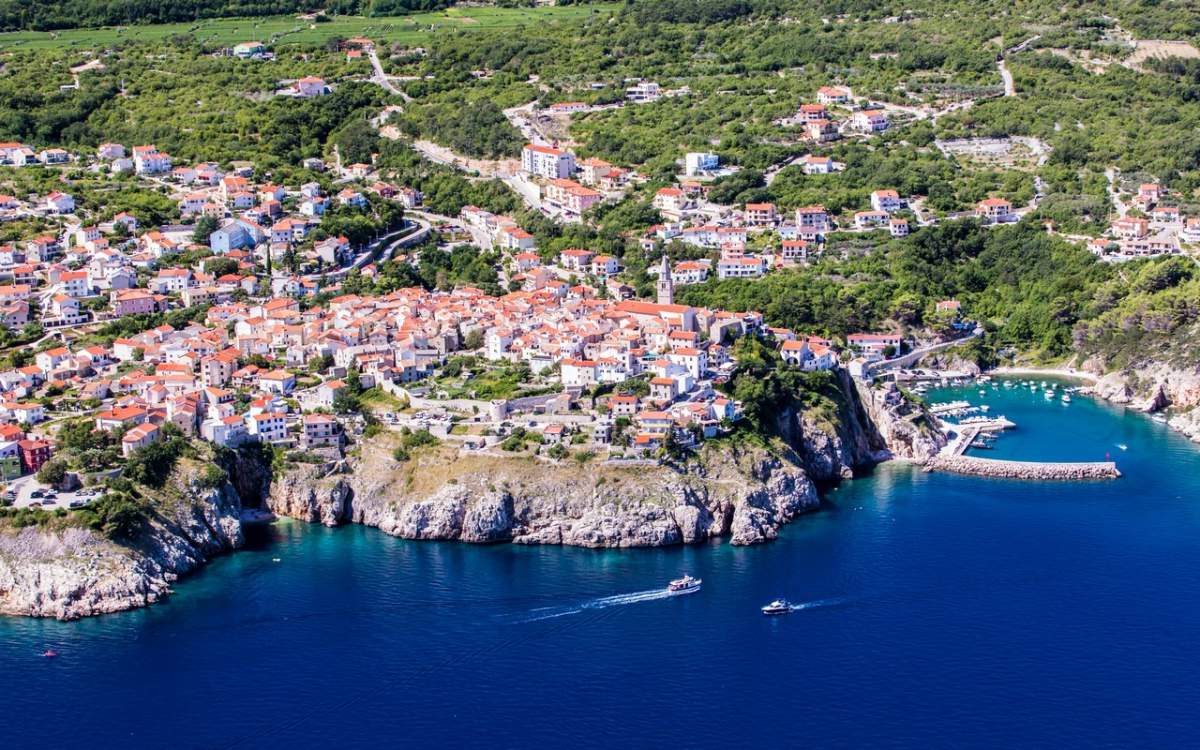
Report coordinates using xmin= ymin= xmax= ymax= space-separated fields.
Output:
xmin=0 ymin=471 xmax=244 ymax=620
xmin=852 ymin=378 xmax=946 ymax=463
xmin=266 ymin=462 xmax=350 ymax=527
xmin=268 ymin=436 xmax=823 ymax=549
xmin=0 ymin=375 xmax=933 ymax=620
xmin=263 ymin=375 xmax=944 ymax=550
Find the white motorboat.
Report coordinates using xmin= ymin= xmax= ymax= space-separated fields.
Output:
xmin=761 ymin=599 xmax=791 ymax=616
xmin=667 ymin=574 xmax=702 ymax=595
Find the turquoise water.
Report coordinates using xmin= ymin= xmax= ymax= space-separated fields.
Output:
xmin=3 ymin=378 xmax=1200 ymax=748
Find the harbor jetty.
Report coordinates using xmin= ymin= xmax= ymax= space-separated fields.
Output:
xmin=925 ymin=455 xmax=1121 ymax=480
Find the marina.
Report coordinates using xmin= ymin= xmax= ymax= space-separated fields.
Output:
xmin=927 ymin=375 xmax=1121 ymax=478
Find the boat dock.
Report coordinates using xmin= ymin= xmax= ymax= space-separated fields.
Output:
xmin=925 ymin=455 xmax=1121 ymax=480
xmin=929 ymin=400 xmax=971 ymax=415
xmin=941 ymin=416 xmax=1017 ymax=457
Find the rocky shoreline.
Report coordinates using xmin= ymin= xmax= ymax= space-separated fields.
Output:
xmin=0 ymin=377 xmax=945 ymax=620
xmin=0 ymin=475 xmax=244 ymax=620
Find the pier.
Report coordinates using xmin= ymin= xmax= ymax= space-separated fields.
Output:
xmin=925 ymin=455 xmax=1121 ymax=480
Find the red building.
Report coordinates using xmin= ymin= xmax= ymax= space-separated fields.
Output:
xmin=18 ymin=439 xmax=52 ymax=474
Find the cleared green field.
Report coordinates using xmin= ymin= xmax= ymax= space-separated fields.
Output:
xmin=0 ymin=4 xmax=618 ymax=51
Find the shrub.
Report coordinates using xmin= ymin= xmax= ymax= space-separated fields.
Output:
xmin=76 ymin=492 xmax=147 ymax=541
xmin=198 ymin=464 xmax=228 ymax=490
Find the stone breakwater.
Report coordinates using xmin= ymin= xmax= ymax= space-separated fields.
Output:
xmin=926 ymin=455 xmax=1121 ymax=480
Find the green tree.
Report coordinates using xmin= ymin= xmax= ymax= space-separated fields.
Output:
xmin=192 ymin=215 xmax=219 ymax=244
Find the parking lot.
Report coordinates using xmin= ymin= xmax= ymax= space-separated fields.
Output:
xmin=5 ymin=475 xmax=104 ymax=511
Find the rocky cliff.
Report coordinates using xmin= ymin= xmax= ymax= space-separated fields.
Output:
xmin=269 ymin=440 xmax=820 ymax=548
xmin=267 ymin=376 xmax=940 ymax=549
xmin=0 ymin=462 xmax=244 ymax=620
xmin=1 ymin=377 xmax=932 ymax=620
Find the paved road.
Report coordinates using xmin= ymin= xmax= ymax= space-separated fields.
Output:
xmin=301 ymin=217 xmax=431 ymax=281
xmin=872 ymin=328 xmax=985 ymax=374
xmin=367 ymin=47 xmax=412 ymax=102
xmin=997 ymin=35 xmax=1040 ymax=98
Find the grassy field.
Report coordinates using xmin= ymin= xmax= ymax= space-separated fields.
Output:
xmin=0 ymin=4 xmax=619 ymax=52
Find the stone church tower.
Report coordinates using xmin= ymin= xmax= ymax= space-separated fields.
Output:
xmin=656 ymin=254 xmax=674 ymax=305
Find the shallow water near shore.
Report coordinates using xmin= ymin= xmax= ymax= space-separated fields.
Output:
xmin=4 ymin=378 xmax=1200 ymax=748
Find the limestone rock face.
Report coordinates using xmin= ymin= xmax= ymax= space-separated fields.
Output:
xmin=266 ymin=464 xmax=350 ymax=527
xmin=391 ymin=490 xmax=466 ymax=540
xmin=564 ymin=504 xmax=682 ymax=548
xmin=852 ymin=378 xmax=946 ymax=463
xmin=1084 ymin=359 xmax=1200 ymax=443
xmin=270 ymin=436 xmax=827 ymax=550
xmin=460 ymin=491 xmax=514 ymax=543
xmin=1 ymin=373 xmax=940 ymax=620
xmin=0 ymin=477 xmax=244 ymax=620
xmin=262 ymin=372 xmax=949 ymax=551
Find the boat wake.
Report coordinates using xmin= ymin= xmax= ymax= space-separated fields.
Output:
xmin=788 ymin=596 xmax=852 ymax=612
xmin=511 ymin=588 xmax=673 ymax=624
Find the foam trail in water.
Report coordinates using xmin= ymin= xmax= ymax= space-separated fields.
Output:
xmin=788 ymin=596 xmax=851 ymax=612
xmin=514 ymin=588 xmax=672 ymax=623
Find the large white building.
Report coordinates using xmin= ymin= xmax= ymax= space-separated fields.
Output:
xmin=521 ymin=145 xmax=575 ymax=179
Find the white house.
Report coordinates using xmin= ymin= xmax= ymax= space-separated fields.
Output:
xmin=45 ymin=192 xmax=74 ymax=213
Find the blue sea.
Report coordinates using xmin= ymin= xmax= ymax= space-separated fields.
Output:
xmin=4 ymin=378 xmax=1200 ymax=749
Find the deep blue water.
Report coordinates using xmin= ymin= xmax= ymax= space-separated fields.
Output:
xmin=4 ymin=378 xmax=1200 ymax=749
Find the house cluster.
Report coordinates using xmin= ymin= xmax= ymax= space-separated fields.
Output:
xmin=461 ymin=205 xmax=537 ymax=252
xmin=0 ymin=139 xmax=431 ymax=348
xmin=0 ymin=251 xmax=856 ymax=471
xmin=0 ymin=142 xmax=73 ymax=168
xmin=1088 ymin=183 xmax=1191 ymax=260
xmin=641 ymin=186 xmax=912 ymax=284
xmin=470 ymin=257 xmax=843 ymax=452
xmin=520 ymin=143 xmax=636 ymax=219
xmin=776 ymin=86 xmax=890 ymax=140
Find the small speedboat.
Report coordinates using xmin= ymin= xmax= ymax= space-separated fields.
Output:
xmin=1117 ymin=444 xmax=1128 ymax=451
xmin=1061 ymin=394 xmax=1071 ymax=403
xmin=761 ymin=599 xmax=792 ymax=616
xmin=42 ymin=650 xmax=58 ymax=658
xmin=667 ymin=574 xmax=701 ymax=595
